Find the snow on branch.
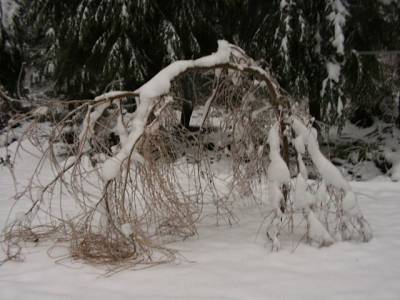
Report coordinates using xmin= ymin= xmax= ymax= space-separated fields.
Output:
xmin=291 ymin=116 xmax=349 ymax=190
xmin=2 ymin=40 xmax=374 ymax=269
xmin=100 ymin=40 xmax=283 ymax=181
xmin=94 ymin=91 xmax=139 ymax=102
xmin=327 ymin=0 xmax=348 ymax=56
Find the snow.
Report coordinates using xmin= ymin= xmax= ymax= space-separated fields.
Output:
xmin=280 ymin=0 xmax=288 ymax=10
xmin=0 ymin=0 xmax=18 ymax=29
xmin=101 ymin=97 xmax=153 ymax=181
xmin=293 ymin=135 xmax=305 ymax=154
xmin=391 ymin=163 xmax=400 ymax=181
xmin=121 ymin=4 xmax=128 ymax=19
xmin=384 ymin=150 xmax=400 ymax=181
xmin=326 ymin=61 xmax=341 ymax=83
xmin=308 ymin=136 xmax=350 ymax=190
xmin=101 ymin=40 xmax=233 ymax=181
xmin=316 ymin=182 xmax=329 ymax=205
xmin=298 ymin=154 xmax=308 ymax=179
xmin=45 ymin=28 xmax=55 ymax=39
xmin=291 ymin=117 xmax=350 ymax=190
xmin=338 ymin=97 xmax=344 ymax=116
xmin=306 ymin=210 xmax=335 ymax=246
xmin=268 ymin=181 xmax=283 ymax=213
xmin=121 ymin=223 xmax=133 ymax=238
xmin=293 ymin=174 xmax=313 ymax=210
xmin=291 ymin=116 xmax=310 ymax=140
xmin=321 ymin=58 xmax=343 ymax=98
xmin=281 ymin=36 xmax=288 ymax=57
xmin=267 ymin=125 xmax=290 ymax=186
xmin=267 ymin=123 xmax=281 ymax=152
xmin=290 ymin=119 xmax=309 ymax=179
xmin=94 ymin=91 xmax=136 ymax=101
xmin=268 ymin=150 xmax=291 ymax=185
xmin=326 ymin=121 xmax=400 ymax=181
xmin=342 ymin=191 xmax=362 ymax=217
xmin=328 ymin=0 xmax=348 ymax=55
xmin=139 ymin=40 xmax=231 ymax=99
xmin=1 ymin=138 xmax=400 ymax=299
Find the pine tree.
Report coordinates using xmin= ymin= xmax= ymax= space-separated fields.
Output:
xmin=0 ymin=1 xmax=21 ymax=93
xmin=246 ymin=0 xmax=399 ymax=125
xmin=9 ymin=0 xmax=400 ymax=128
xmin=14 ymin=0 xmax=219 ymax=97
xmin=13 ymin=0 xmax=80 ymax=95
xmin=344 ymin=0 xmax=400 ymax=124
xmin=248 ymin=0 xmax=344 ymax=122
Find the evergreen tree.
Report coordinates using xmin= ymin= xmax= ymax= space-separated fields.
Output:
xmin=248 ymin=1 xmax=337 ymax=122
xmin=0 ymin=1 xmax=21 ymax=94
xmin=344 ymin=0 xmax=400 ymax=123
xmin=14 ymin=0 xmax=80 ymax=95
xmin=14 ymin=0 xmax=221 ymax=97
xmin=60 ymin=0 xmax=156 ymax=96
xmin=7 ymin=0 xmax=400 ymax=127
xmin=247 ymin=0 xmax=399 ymax=124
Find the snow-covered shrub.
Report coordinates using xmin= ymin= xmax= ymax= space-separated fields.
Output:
xmin=266 ymin=112 xmax=372 ymax=250
xmin=1 ymin=41 xmax=372 ymax=272
xmin=2 ymin=41 xmax=288 ymax=270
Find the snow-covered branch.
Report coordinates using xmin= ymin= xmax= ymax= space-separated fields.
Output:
xmin=100 ymin=40 xmax=283 ymax=181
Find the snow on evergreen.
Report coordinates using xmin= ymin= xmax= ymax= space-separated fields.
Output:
xmin=327 ymin=0 xmax=348 ymax=55
xmin=0 ymin=0 xmax=18 ymax=29
xmin=101 ymin=40 xmax=233 ymax=181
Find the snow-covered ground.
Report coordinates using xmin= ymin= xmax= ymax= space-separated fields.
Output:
xmin=1 ymin=139 xmax=400 ymax=300
xmin=326 ymin=121 xmax=400 ymax=182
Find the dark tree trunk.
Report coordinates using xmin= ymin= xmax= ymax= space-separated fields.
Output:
xmin=280 ymin=120 xmax=290 ymax=214
xmin=180 ymin=79 xmax=194 ymax=129
xmin=309 ymin=80 xmax=321 ymax=122
xmin=180 ymin=99 xmax=193 ymax=129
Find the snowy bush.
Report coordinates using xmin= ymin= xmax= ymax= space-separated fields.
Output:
xmin=1 ymin=41 xmax=372 ymax=272
xmin=266 ymin=112 xmax=372 ymax=250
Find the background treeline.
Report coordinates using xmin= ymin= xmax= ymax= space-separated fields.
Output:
xmin=1 ymin=0 xmax=399 ymax=124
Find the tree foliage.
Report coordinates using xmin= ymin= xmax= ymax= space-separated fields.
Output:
xmin=2 ymin=0 xmax=400 ymax=123
xmin=0 ymin=2 xmax=21 ymax=93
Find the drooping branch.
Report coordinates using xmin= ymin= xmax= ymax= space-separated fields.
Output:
xmin=93 ymin=63 xmax=283 ymax=108
xmin=2 ymin=40 xmax=374 ymax=270
xmin=96 ymin=40 xmax=286 ymax=181
xmin=93 ymin=91 xmax=139 ymax=102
